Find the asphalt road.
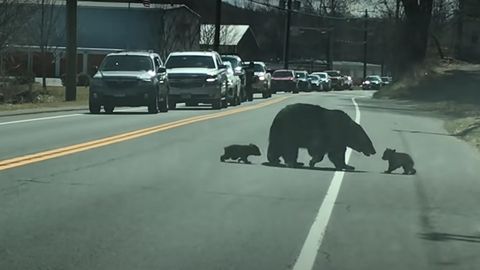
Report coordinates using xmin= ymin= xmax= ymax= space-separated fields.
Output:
xmin=1 ymin=91 xmax=479 ymax=270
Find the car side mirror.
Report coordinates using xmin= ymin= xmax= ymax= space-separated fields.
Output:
xmin=157 ymin=66 xmax=166 ymax=73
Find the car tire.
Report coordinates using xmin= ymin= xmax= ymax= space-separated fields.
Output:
xmin=168 ymin=100 xmax=176 ymax=110
xmin=212 ymin=99 xmax=222 ymax=110
xmin=159 ymin=95 xmax=168 ymax=113
xmin=104 ymin=104 xmax=115 ymax=114
xmin=148 ymin=95 xmax=159 ymax=114
xmin=89 ymin=102 xmax=101 ymax=114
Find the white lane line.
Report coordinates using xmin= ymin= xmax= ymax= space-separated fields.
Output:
xmin=0 ymin=108 xmax=143 ymax=126
xmin=292 ymin=97 xmax=361 ymax=270
xmin=0 ymin=113 xmax=83 ymax=126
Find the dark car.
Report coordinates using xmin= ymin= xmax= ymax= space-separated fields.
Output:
xmin=325 ymin=70 xmax=345 ymax=90
xmin=362 ymin=75 xmax=383 ymax=90
xmin=271 ymin=70 xmax=298 ymax=93
xmin=89 ymin=51 xmax=169 ymax=114
xmin=295 ymin=70 xmax=311 ymax=91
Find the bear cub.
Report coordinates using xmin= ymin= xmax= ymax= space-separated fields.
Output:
xmin=382 ymin=148 xmax=416 ymax=175
xmin=221 ymin=144 xmax=261 ymax=164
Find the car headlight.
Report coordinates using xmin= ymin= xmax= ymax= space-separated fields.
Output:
xmin=259 ymin=76 xmax=265 ymax=81
xmin=364 ymin=81 xmax=371 ymax=84
xmin=206 ymin=75 xmax=218 ymax=82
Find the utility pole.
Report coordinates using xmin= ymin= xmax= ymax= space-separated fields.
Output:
xmin=363 ymin=9 xmax=368 ymax=80
xmin=65 ymin=0 xmax=77 ymax=101
xmin=326 ymin=29 xmax=332 ymax=70
xmin=283 ymin=0 xmax=292 ymax=69
xmin=213 ymin=0 xmax=222 ymax=52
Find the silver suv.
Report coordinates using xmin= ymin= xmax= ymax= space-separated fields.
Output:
xmin=89 ymin=51 xmax=169 ymax=114
xmin=165 ymin=51 xmax=228 ymax=110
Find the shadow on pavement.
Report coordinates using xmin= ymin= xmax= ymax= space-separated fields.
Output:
xmin=261 ymin=162 xmax=368 ymax=173
xmin=392 ymin=129 xmax=452 ymax=137
xmin=85 ymin=111 xmax=151 ymax=115
xmin=419 ymin=232 xmax=480 ymax=243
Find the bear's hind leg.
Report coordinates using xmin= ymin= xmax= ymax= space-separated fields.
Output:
xmin=328 ymin=149 xmax=355 ymax=171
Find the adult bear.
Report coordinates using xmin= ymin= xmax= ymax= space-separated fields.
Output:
xmin=267 ymin=103 xmax=376 ymax=170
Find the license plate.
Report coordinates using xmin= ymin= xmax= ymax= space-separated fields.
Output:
xmin=181 ymin=94 xmax=191 ymax=99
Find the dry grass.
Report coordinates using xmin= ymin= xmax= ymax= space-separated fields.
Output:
xmin=0 ymin=85 xmax=88 ymax=111
xmin=374 ymin=59 xmax=480 ymax=151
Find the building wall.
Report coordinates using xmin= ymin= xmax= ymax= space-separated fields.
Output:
xmin=4 ymin=3 xmax=201 ymax=78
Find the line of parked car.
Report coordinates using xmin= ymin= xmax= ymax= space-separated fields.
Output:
xmin=88 ymin=50 xmax=392 ymax=114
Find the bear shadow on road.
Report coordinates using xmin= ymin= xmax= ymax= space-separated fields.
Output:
xmin=261 ymin=162 xmax=368 ymax=173
xmin=85 ymin=111 xmax=150 ymax=115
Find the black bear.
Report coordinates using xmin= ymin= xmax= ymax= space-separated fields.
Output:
xmin=221 ymin=144 xmax=261 ymax=164
xmin=267 ymin=103 xmax=376 ymax=170
xmin=382 ymin=148 xmax=416 ymax=175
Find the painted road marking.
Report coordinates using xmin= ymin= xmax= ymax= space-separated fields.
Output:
xmin=0 ymin=108 xmax=142 ymax=126
xmin=0 ymin=97 xmax=288 ymax=171
xmin=292 ymin=97 xmax=361 ymax=270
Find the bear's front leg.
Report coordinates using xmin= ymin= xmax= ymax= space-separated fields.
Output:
xmin=283 ymin=145 xmax=300 ymax=168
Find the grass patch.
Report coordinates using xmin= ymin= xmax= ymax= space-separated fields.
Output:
xmin=0 ymin=84 xmax=88 ymax=111
xmin=374 ymin=59 xmax=480 ymax=151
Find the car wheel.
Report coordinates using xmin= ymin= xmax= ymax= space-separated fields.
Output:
xmin=159 ymin=94 xmax=168 ymax=113
xmin=104 ymin=104 xmax=115 ymax=114
xmin=168 ymin=100 xmax=176 ymax=110
xmin=89 ymin=101 xmax=101 ymax=114
xmin=148 ymin=95 xmax=159 ymax=114
xmin=212 ymin=99 xmax=222 ymax=110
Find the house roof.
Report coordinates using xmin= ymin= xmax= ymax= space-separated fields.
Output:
xmin=200 ymin=25 xmax=255 ymax=46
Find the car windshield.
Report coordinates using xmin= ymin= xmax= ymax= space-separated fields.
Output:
xmin=316 ymin=73 xmax=327 ymax=78
xmin=221 ymin=57 xmax=240 ymax=69
xmin=166 ymin=55 xmax=215 ymax=69
xmin=308 ymin=75 xmax=319 ymax=80
xmin=366 ymin=76 xmax=381 ymax=81
xmin=273 ymin=71 xmax=293 ymax=78
xmin=296 ymin=72 xmax=306 ymax=78
xmin=254 ymin=64 xmax=265 ymax=72
xmin=100 ymin=55 xmax=153 ymax=72
xmin=326 ymin=71 xmax=341 ymax=77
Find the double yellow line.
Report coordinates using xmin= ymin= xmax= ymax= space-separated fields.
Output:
xmin=0 ymin=97 xmax=288 ymax=172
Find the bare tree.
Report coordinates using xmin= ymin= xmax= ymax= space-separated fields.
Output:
xmin=200 ymin=24 xmax=238 ymax=50
xmin=31 ymin=0 xmax=63 ymax=90
xmin=0 ymin=1 xmax=32 ymax=70
xmin=153 ymin=8 xmax=201 ymax=60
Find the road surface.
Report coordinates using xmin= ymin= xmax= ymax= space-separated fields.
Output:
xmin=1 ymin=91 xmax=479 ymax=270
